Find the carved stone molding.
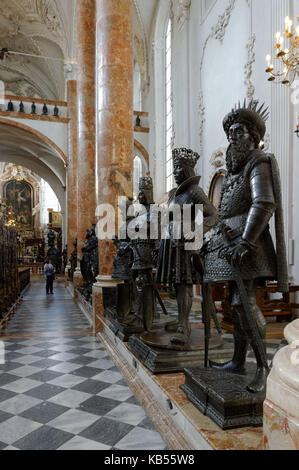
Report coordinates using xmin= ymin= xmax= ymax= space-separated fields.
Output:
xmin=176 ymin=0 xmax=192 ymax=31
xmin=262 ymin=133 xmax=270 ymax=152
xmin=210 ymin=147 xmax=227 ymax=169
xmin=0 ymin=0 xmax=70 ymax=100
xmin=210 ymin=0 xmax=236 ymax=44
xmin=198 ymin=0 xmax=256 ymax=148
xmin=244 ymin=34 xmax=256 ymax=100
xmin=198 ymin=91 xmax=206 ymax=146
xmin=133 ymin=0 xmax=149 ymax=95
xmin=64 ymin=63 xmax=77 ymax=82
xmin=198 ymin=0 xmax=237 ymax=148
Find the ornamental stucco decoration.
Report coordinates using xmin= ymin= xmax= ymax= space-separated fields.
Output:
xmin=210 ymin=0 xmax=237 ymax=44
xmin=198 ymin=0 xmax=256 ymax=149
xmin=0 ymin=0 xmax=70 ymax=100
xmin=177 ymin=0 xmax=192 ymax=31
xmin=244 ymin=34 xmax=256 ymax=100
xmin=210 ymin=147 xmax=227 ymax=169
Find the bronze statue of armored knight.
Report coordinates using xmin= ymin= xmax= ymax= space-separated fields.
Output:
xmin=156 ymin=148 xmax=218 ymax=347
xmin=203 ymin=100 xmax=288 ymax=394
xmin=130 ymin=177 xmax=158 ymax=331
xmin=111 ymin=197 xmax=137 ymax=323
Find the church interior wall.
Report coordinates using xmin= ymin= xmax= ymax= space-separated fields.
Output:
xmin=146 ymin=0 xmax=298 ymax=292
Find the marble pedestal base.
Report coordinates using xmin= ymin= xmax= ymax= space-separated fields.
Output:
xmin=127 ymin=326 xmax=224 ymax=374
xmin=93 ymin=276 xmax=124 ymax=334
xmin=104 ymin=308 xmax=177 ymax=342
xmin=104 ymin=308 xmax=144 ymax=341
xmin=182 ymin=364 xmax=264 ymax=430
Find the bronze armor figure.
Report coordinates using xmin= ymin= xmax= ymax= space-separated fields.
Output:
xmin=156 ymin=148 xmax=218 ymax=347
xmin=112 ymin=197 xmax=136 ymax=322
xmin=203 ymin=100 xmax=288 ymax=394
xmin=131 ymin=177 xmax=157 ymax=331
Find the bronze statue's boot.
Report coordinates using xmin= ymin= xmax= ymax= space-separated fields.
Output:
xmin=170 ymin=323 xmax=191 ymax=346
xmin=171 ymin=284 xmax=192 ymax=346
xmin=246 ymin=338 xmax=269 ymax=394
xmin=209 ymin=335 xmax=248 ymax=374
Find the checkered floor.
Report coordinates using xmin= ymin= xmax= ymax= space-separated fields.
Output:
xmin=0 ymin=282 xmax=167 ymax=450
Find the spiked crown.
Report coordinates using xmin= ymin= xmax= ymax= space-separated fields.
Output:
xmin=139 ymin=177 xmax=153 ymax=191
xmin=172 ymin=148 xmax=200 ymax=168
xmin=223 ymin=99 xmax=269 ymax=142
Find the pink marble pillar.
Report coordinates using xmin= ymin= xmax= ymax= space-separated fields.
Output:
xmin=66 ymin=79 xmax=78 ymax=263
xmin=96 ymin=0 xmax=134 ymax=276
xmin=77 ymin=0 xmax=96 ymax=262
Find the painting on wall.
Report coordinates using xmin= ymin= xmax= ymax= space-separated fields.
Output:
xmin=3 ymin=180 xmax=33 ymax=228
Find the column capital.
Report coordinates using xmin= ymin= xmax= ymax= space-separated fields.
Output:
xmin=64 ymin=63 xmax=78 ymax=81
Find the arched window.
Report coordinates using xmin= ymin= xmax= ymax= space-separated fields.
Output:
xmin=165 ymin=18 xmax=173 ymax=193
xmin=133 ymin=155 xmax=143 ymax=199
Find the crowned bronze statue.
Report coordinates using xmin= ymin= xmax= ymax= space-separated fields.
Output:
xmin=202 ymin=100 xmax=288 ymax=395
xmin=130 ymin=177 xmax=157 ymax=331
xmin=112 ymin=197 xmax=136 ymax=323
xmin=156 ymin=148 xmax=218 ymax=347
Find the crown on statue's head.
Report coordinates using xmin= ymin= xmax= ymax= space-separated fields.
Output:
xmin=172 ymin=148 xmax=200 ymax=168
xmin=139 ymin=176 xmax=153 ymax=191
xmin=223 ymin=99 xmax=269 ymax=141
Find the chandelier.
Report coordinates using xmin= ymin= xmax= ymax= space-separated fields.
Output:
xmin=265 ymin=15 xmax=299 ymax=85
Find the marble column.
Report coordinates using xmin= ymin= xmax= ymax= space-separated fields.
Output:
xmin=96 ymin=0 xmax=134 ymax=277
xmin=93 ymin=0 xmax=134 ymax=333
xmin=263 ymin=320 xmax=299 ymax=450
xmin=76 ymin=0 xmax=96 ymax=261
xmin=66 ymin=78 xmax=78 ymax=265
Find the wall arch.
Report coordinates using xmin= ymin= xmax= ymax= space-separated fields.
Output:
xmin=0 ymin=119 xmax=67 ymax=244
xmin=134 ymin=138 xmax=149 ymax=169
xmin=0 ymin=118 xmax=68 ymax=167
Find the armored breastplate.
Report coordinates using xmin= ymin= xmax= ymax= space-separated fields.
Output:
xmin=218 ymin=169 xmax=251 ymax=220
xmin=131 ymin=209 xmax=155 ymax=270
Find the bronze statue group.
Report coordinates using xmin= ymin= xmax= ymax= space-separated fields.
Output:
xmin=74 ymin=100 xmax=287 ymax=428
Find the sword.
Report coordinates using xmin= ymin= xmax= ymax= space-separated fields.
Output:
xmin=202 ymin=282 xmax=211 ymax=368
xmin=153 ymin=283 xmax=168 ymax=316
xmin=193 ymin=254 xmax=222 ymax=368
xmin=219 ymin=223 xmax=268 ymax=364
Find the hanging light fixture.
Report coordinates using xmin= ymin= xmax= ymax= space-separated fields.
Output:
xmin=265 ymin=14 xmax=299 ymax=85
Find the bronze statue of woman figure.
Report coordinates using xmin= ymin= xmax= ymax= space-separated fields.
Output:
xmin=156 ymin=148 xmax=218 ymax=347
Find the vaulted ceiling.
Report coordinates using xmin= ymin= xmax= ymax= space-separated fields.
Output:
xmin=0 ymin=0 xmax=158 ymax=101
xmin=0 ymin=0 xmax=76 ymax=100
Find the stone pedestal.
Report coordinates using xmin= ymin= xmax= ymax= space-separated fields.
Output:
xmin=128 ymin=327 xmax=223 ymax=374
xmin=73 ymin=268 xmax=83 ymax=301
xmin=263 ymin=319 xmax=299 ymax=450
xmin=92 ymin=276 xmax=123 ymax=334
xmin=182 ymin=364 xmax=265 ymax=430
xmin=64 ymin=264 xmax=70 ymax=288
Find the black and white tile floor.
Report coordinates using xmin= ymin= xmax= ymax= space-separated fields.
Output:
xmin=0 ymin=283 xmax=282 ymax=450
xmin=0 ymin=282 xmax=167 ymax=450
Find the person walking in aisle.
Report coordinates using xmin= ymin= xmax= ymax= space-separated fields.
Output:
xmin=44 ymin=259 xmax=55 ymax=295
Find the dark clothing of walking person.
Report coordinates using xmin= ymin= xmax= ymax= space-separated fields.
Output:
xmin=44 ymin=262 xmax=55 ymax=295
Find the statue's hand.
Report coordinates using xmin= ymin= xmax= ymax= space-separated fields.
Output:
xmin=226 ymin=243 xmax=250 ymax=267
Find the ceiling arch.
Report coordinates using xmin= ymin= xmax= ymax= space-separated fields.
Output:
xmin=0 ymin=0 xmax=76 ymax=100
xmin=0 ymin=120 xmax=66 ymax=212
